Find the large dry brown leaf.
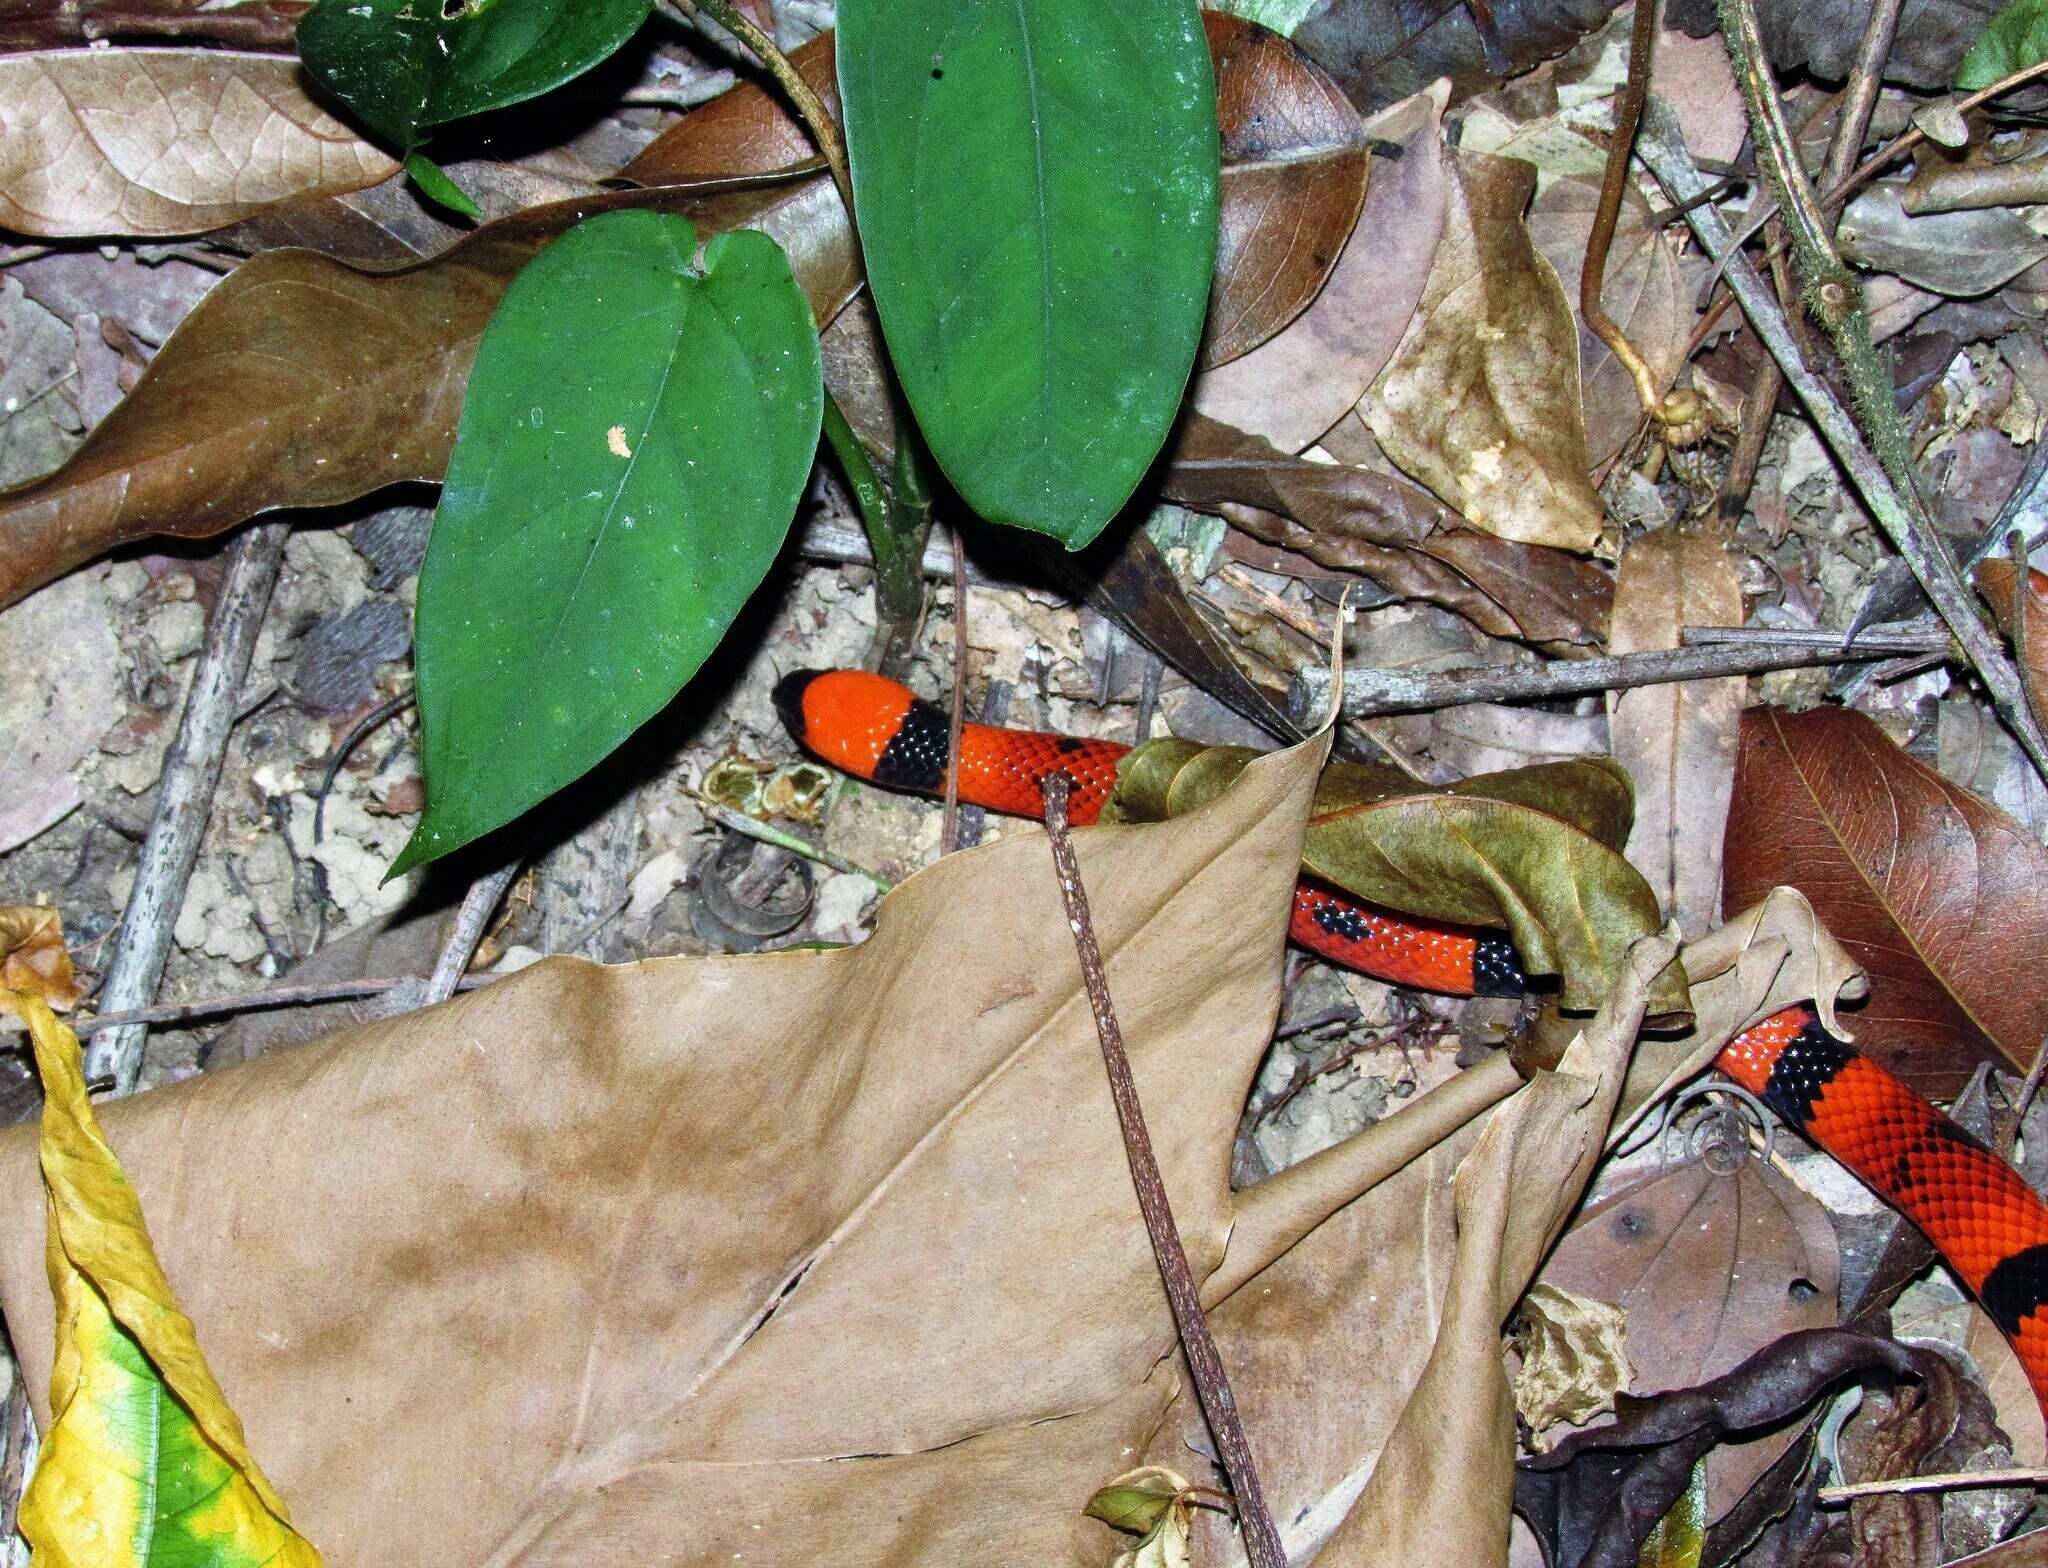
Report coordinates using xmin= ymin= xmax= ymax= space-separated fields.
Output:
xmin=1529 ymin=173 xmax=1708 ymax=469
xmin=1607 ymin=524 xmax=1745 ymax=940
xmin=1291 ymin=0 xmax=1616 ymax=112
xmin=1192 ymin=80 xmax=1448 ymax=452
xmin=1361 ymin=149 xmax=1605 ymax=552
xmin=0 ymin=175 xmax=856 ymax=608
xmin=1723 ymin=705 xmax=2048 ymax=1096
xmin=0 ymin=48 xmax=395 ymax=238
xmin=0 ymin=739 xmax=1338 ymax=1566
xmin=1164 ymin=412 xmax=1611 ymax=646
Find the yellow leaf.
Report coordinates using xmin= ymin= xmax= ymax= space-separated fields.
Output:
xmin=8 ymin=988 xmax=320 ymax=1568
xmin=0 ymin=907 xmax=80 ymax=1015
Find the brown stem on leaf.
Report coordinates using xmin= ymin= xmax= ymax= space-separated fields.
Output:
xmin=659 ymin=0 xmax=855 ymax=221
xmin=941 ymin=528 xmax=969 ymax=854
xmin=1039 ymin=774 xmax=1287 ymax=1568
xmin=1580 ymin=0 xmax=1667 ymax=425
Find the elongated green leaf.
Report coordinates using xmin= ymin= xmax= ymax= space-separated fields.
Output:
xmin=1108 ymin=742 xmax=1689 ymax=1016
xmin=297 ymin=0 xmax=652 ymax=150
xmin=837 ymin=0 xmax=1219 ymax=546
xmin=1957 ymin=0 xmax=2048 ymax=86
xmin=395 ymin=210 xmax=823 ymax=873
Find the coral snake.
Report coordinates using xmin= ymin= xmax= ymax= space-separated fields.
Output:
xmin=776 ymin=668 xmax=2048 ymax=1424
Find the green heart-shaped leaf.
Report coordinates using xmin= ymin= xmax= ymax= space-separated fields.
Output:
xmin=298 ymin=0 xmax=653 ymax=150
xmin=837 ymin=0 xmax=1219 ymax=546
xmin=395 ymin=210 xmax=823 ymax=874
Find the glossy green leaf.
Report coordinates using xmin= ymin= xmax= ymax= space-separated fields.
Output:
xmin=1957 ymin=0 xmax=2048 ymax=86
xmin=404 ymin=152 xmax=482 ymax=221
xmin=297 ymin=0 xmax=652 ymax=151
xmin=837 ymin=0 xmax=1219 ymax=546
xmin=395 ymin=210 xmax=823 ymax=874
xmin=1107 ymin=742 xmax=1689 ymax=1016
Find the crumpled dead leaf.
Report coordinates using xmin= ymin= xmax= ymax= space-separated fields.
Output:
xmin=1163 ymin=412 xmax=1612 ymax=646
xmin=0 ymin=906 xmax=79 ymax=1014
xmin=0 ymin=48 xmax=395 ymax=237
xmin=1084 ymin=1466 xmax=1206 ymax=1568
xmin=1362 ymin=149 xmax=1605 ymax=552
xmin=1513 ymin=1281 xmax=1634 ymax=1437
xmin=1974 ymin=557 xmax=2048 ymax=724
xmin=1515 ymin=1328 xmax=1931 ymax=1568
xmin=1605 ymin=524 xmax=1745 ymax=940
xmin=1106 ymin=736 xmax=1688 ymax=1017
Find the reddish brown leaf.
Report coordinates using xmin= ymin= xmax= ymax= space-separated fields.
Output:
xmin=1974 ymin=558 xmax=2048 ymax=725
xmin=1163 ymin=412 xmax=1611 ymax=645
xmin=0 ymin=176 xmax=856 ymax=609
xmin=1723 ymin=706 xmax=2048 ymax=1094
xmin=622 ymin=35 xmax=841 ymax=184
xmin=1192 ymin=80 xmax=1447 ymax=452
xmin=1200 ymin=10 xmax=1370 ymax=368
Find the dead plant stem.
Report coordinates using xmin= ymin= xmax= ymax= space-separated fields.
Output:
xmin=1579 ymin=0 xmax=1665 ymax=420
xmin=85 ymin=520 xmax=289 ymax=1093
xmin=1039 ymin=773 xmax=1287 ymax=1568
xmin=941 ymin=528 xmax=968 ymax=854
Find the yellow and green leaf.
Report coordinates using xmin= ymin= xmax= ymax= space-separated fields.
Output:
xmin=8 ymin=987 xmax=319 ymax=1568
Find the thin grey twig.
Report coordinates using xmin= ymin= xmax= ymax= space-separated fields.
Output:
xmin=68 ymin=974 xmax=495 ymax=1035
xmin=85 ymin=521 xmax=289 ymax=1093
xmin=315 ymin=689 xmax=415 ymax=843
xmin=954 ymin=681 xmax=1010 ymax=852
xmin=1637 ymin=102 xmax=2048 ymax=787
xmin=423 ymin=858 xmax=525 ymax=1006
xmin=1680 ymin=624 xmax=1947 ymax=653
xmin=941 ymin=528 xmax=968 ymax=854
xmin=1039 ymin=773 xmax=1286 ymax=1568
xmin=1295 ymin=628 xmax=1939 ymax=723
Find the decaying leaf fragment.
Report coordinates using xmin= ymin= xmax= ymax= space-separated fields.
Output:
xmin=0 ymin=48 xmax=395 ymax=237
xmin=0 ymin=905 xmax=80 ymax=1014
xmin=1362 ymin=149 xmax=1606 ymax=553
xmin=6 ymin=988 xmax=320 ymax=1568
xmin=1085 ymin=1466 xmax=1210 ymax=1568
xmin=1513 ymin=1281 xmax=1634 ymax=1437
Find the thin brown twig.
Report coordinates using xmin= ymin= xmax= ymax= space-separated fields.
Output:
xmin=423 ymin=858 xmax=525 ymax=1006
xmin=1580 ymin=0 xmax=1666 ymax=422
xmin=1039 ymin=773 xmax=1286 ymax=1568
xmin=62 ymin=974 xmax=496 ymax=1036
xmin=941 ymin=528 xmax=968 ymax=854
xmin=1819 ymin=1466 xmax=2048 ymax=1504
xmin=1297 ymin=627 xmax=1949 ymax=721
xmin=658 ymin=0 xmax=855 ymax=220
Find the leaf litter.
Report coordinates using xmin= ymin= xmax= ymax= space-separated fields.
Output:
xmin=5 ymin=3 xmax=2048 ymax=1566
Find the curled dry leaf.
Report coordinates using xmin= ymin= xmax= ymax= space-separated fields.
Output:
xmin=1723 ymin=705 xmax=2048 ymax=1096
xmin=1528 ymin=174 xmax=1708 ymax=468
xmin=1292 ymin=0 xmax=1617 ymax=111
xmin=1104 ymin=735 xmax=1691 ymax=1017
xmin=0 ymin=906 xmax=79 ymax=1014
xmin=1605 ymin=524 xmax=1745 ymax=940
xmin=1515 ymin=1329 xmax=1931 ymax=1568
xmin=0 ymin=48 xmax=395 ymax=238
xmin=1362 ymin=149 xmax=1606 ymax=553
xmin=0 ymin=176 xmax=856 ymax=610
xmin=1974 ymin=557 xmax=2048 ymax=723
xmin=1085 ymin=1466 xmax=1199 ymax=1568
xmin=1513 ymin=1281 xmax=1634 ymax=1436
xmin=0 ymin=737 xmax=1365 ymax=1567
xmin=1192 ymin=80 xmax=1449 ymax=453
xmin=1163 ymin=412 xmax=1611 ymax=645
